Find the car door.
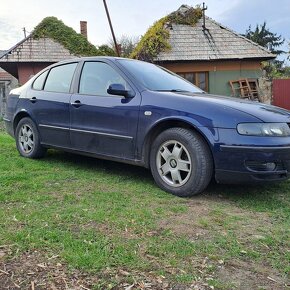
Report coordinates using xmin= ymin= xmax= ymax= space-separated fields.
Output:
xmin=30 ymin=62 xmax=78 ymax=148
xmin=70 ymin=60 xmax=141 ymax=160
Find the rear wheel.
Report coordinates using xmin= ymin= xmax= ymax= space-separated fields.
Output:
xmin=150 ymin=128 xmax=213 ymax=197
xmin=15 ymin=117 xmax=46 ymax=158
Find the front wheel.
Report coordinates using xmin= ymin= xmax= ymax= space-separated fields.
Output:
xmin=150 ymin=128 xmax=213 ymax=197
xmin=15 ymin=117 xmax=46 ymax=159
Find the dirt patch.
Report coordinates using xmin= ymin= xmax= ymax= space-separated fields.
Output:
xmin=0 ymin=250 xmax=214 ymax=290
xmin=158 ymin=198 xmax=212 ymax=240
xmin=0 ymin=250 xmax=98 ymax=290
xmin=156 ymin=194 xmax=289 ymax=289
xmin=216 ymin=259 xmax=288 ymax=290
xmin=158 ymin=195 xmax=274 ymax=241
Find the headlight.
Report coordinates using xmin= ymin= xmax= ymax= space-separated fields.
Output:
xmin=237 ymin=123 xmax=290 ymax=137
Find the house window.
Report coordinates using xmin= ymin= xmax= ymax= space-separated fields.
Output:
xmin=178 ymin=72 xmax=209 ymax=92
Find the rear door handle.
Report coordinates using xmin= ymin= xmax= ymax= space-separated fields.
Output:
xmin=30 ymin=97 xmax=37 ymax=103
xmin=71 ymin=100 xmax=82 ymax=108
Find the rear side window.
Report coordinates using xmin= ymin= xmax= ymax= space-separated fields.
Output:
xmin=32 ymin=70 xmax=48 ymax=90
xmin=44 ymin=63 xmax=77 ymax=93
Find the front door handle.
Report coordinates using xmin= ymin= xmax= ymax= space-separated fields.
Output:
xmin=71 ymin=100 xmax=82 ymax=108
xmin=30 ymin=97 xmax=37 ymax=103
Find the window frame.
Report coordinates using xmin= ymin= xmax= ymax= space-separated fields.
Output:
xmin=32 ymin=69 xmax=49 ymax=91
xmin=77 ymin=61 xmax=131 ymax=97
xmin=42 ymin=62 xmax=78 ymax=94
xmin=177 ymin=71 xmax=209 ymax=92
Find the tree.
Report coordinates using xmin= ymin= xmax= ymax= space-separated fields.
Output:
xmin=244 ymin=22 xmax=284 ymax=55
xmin=262 ymin=61 xmax=290 ymax=78
xmin=109 ymin=35 xmax=140 ymax=58
xmin=98 ymin=44 xmax=116 ymax=56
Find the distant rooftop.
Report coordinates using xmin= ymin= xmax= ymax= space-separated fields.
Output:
xmin=0 ymin=16 xmax=100 ymax=79
xmin=131 ymin=5 xmax=275 ymax=63
xmin=155 ymin=14 xmax=275 ymax=62
xmin=0 ymin=67 xmax=15 ymax=80
xmin=0 ymin=35 xmax=75 ymax=63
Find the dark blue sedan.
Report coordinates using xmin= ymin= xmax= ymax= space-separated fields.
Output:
xmin=4 ymin=57 xmax=290 ymax=196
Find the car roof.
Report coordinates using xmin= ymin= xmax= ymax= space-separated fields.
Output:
xmin=56 ymin=56 xmax=137 ymax=65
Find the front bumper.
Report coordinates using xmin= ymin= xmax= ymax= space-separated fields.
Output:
xmin=214 ymin=129 xmax=290 ymax=184
xmin=215 ymin=145 xmax=290 ymax=183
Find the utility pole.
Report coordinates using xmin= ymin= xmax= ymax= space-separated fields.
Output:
xmin=102 ymin=0 xmax=120 ymax=57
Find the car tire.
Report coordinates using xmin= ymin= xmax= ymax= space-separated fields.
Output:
xmin=150 ymin=127 xmax=213 ymax=197
xmin=15 ymin=117 xmax=46 ymax=159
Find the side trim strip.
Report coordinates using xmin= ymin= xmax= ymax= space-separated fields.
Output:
xmin=3 ymin=118 xmax=11 ymax=122
xmin=220 ymin=145 xmax=290 ymax=152
xmin=39 ymin=124 xmax=70 ymax=131
xmin=38 ymin=124 xmax=133 ymax=140
xmin=70 ymin=128 xmax=133 ymax=140
xmin=40 ymin=142 xmax=144 ymax=166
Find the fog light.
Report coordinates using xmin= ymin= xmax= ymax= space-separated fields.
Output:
xmin=245 ymin=161 xmax=277 ymax=172
xmin=264 ymin=162 xmax=276 ymax=171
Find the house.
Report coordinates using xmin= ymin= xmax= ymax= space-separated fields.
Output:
xmin=0 ymin=17 xmax=103 ymax=115
xmin=0 ymin=17 xmax=100 ymax=85
xmin=0 ymin=67 xmax=18 ymax=116
xmin=132 ymin=5 xmax=275 ymax=96
xmin=0 ymin=37 xmax=75 ymax=86
xmin=0 ymin=51 xmax=18 ymax=116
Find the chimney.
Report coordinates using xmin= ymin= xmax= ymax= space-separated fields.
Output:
xmin=80 ymin=21 xmax=87 ymax=39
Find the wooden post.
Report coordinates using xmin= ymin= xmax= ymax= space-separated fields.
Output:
xmin=102 ymin=0 xmax=120 ymax=56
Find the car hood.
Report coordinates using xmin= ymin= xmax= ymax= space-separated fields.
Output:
xmin=143 ymin=91 xmax=290 ymax=128
xmin=195 ymin=93 xmax=290 ymax=123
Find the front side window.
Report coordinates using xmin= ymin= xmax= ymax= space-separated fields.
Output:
xmin=79 ymin=62 xmax=128 ymax=96
xmin=32 ymin=70 xmax=48 ymax=90
xmin=44 ymin=63 xmax=77 ymax=93
xmin=117 ymin=59 xmax=203 ymax=93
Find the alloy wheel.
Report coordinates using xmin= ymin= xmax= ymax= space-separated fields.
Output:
xmin=19 ymin=124 xmax=34 ymax=154
xmin=156 ymin=140 xmax=192 ymax=187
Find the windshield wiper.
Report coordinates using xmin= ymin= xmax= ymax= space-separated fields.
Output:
xmin=155 ymin=89 xmax=192 ymax=93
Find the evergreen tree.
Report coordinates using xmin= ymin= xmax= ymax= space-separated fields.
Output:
xmin=244 ymin=22 xmax=284 ymax=55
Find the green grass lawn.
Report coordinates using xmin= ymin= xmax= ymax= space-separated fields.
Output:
xmin=0 ymin=121 xmax=289 ymax=289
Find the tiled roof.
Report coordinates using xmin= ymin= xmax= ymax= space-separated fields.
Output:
xmin=156 ymin=16 xmax=275 ymax=62
xmin=0 ymin=35 xmax=76 ymax=63
xmin=0 ymin=67 xmax=14 ymax=80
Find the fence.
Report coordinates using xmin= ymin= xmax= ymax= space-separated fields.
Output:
xmin=272 ymin=79 xmax=290 ymax=110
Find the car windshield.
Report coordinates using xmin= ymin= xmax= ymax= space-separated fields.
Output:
xmin=117 ymin=59 xmax=203 ymax=93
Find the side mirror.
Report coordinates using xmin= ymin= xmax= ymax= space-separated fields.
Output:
xmin=107 ymin=83 xmax=134 ymax=98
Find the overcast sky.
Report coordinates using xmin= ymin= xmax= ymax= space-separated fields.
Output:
xmin=1 ymin=0 xmax=289 ymax=60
